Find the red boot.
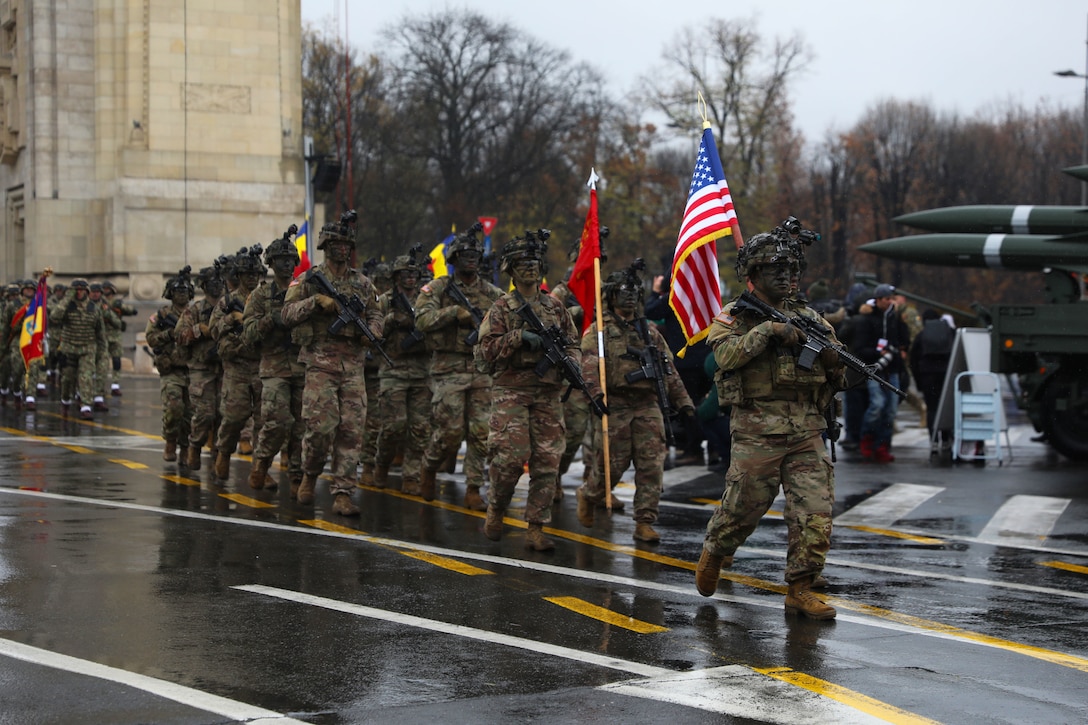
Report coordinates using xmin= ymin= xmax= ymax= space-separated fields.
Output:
xmin=874 ymin=443 xmax=896 ymax=464
xmin=859 ymin=434 xmax=874 ymax=460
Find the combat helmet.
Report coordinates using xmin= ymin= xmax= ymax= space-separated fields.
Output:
xmin=195 ymin=265 xmax=223 ymax=293
xmin=500 ymin=228 xmax=550 ymax=275
xmin=317 ymin=210 xmax=357 ymax=250
xmin=392 ymin=244 xmax=424 ymax=277
xmin=162 ymin=266 xmax=194 ymax=299
xmin=70 ymin=278 xmax=90 ymax=291
xmin=566 ymin=225 xmax=610 ymax=263
xmin=735 ymin=230 xmax=798 ymax=279
xmin=265 ymin=224 xmax=300 ymax=266
xmin=601 ymin=258 xmax=646 ymax=305
xmin=233 ymin=244 xmax=266 ymax=276
xmin=101 ymin=281 xmax=118 ymax=295
xmin=446 ymin=222 xmax=485 ymax=263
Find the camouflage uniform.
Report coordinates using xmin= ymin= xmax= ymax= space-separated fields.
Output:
xmin=211 ymin=269 xmax=264 ymax=480
xmin=4 ymin=282 xmax=43 ymax=406
xmin=478 ymin=232 xmax=579 ymax=550
xmin=359 ymin=261 xmax=392 ymax=483
xmin=696 ymin=227 xmax=847 ymax=619
xmin=549 ymin=280 xmax=591 ymax=484
xmin=281 ymin=217 xmax=383 ymax=513
xmin=145 ymin=270 xmax=193 ymax=458
xmin=52 ymin=280 xmax=107 ymax=419
xmin=0 ymin=283 xmax=19 ymax=400
xmin=244 ymin=239 xmax=306 ymax=491
xmin=176 ymin=268 xmax=224 ymax=469
xmin=90 ymin=284 xmax=120 ymax=409
xmin=373 ymin=256 xmax=430 ymax=492
xmin=579 ymin=297 xmax=693 ymax=541
xmin=103 ymin=282 xmax=138 ymax=394
xmin=415 ymin=253 xmax=502 ymax=503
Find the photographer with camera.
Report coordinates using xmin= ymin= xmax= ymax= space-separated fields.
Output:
xmin=851 ymin=283 xmax=910 ymax=463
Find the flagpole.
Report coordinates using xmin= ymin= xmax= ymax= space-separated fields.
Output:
xmin=698 ymin=93 xmax=743 ymax=248
xmin=593 ymin=254 xmax=611 ymax=511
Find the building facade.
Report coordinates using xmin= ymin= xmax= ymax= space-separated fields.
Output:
xmin=0 ymin=0 xmax=304 ymax=299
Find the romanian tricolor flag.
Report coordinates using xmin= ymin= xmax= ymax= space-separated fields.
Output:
xmin=429 ymin=233 xmax=455 ymax=278
xmin=19 ymin=275 xmax=48 ymax=370
xmin=292 ymin=219 xmax=312 ymax=278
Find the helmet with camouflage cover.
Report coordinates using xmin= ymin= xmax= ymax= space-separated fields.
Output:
xmin=316 ymin=210 xmax=357 ymax=251
xmin=19 ymin=278 xmax=37 ymax=293
xmin=446 ymin=222 xmax=485 ymax=263
xmin=265 ymin=224 xmax=301 ymax=266
xmin=89 ymin=282 xmax=103 ymax=293
xmin=500 ymin=228 xmax=550 ymax=275
xmin=4 ymin=281 xmax=19 ymax=296
xmin=162 ymin=266 xmax=194 ymax=299
xmin=734 ymin=230 xmax=799 ymax=279
xmin=101 ymin=280 xmax=118 ymax=295
xmin=601 ymin=258 xmax=646 ymax=305
xmin=233 ymin=244 xmax=266 ymax=276
xmin=392 ymin=244 xmax=424 ymax=277
xmin=194 ymin=265 xmax=223 ymax=292
xmin=70 ymin=278 xmax=90 ymax=291
xmin=566 ymin=225 xmax=610 ymax=263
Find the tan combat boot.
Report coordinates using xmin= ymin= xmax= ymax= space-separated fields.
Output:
xmin=372 ymin=465 xmax=389 ymax=489
xmin=464 ymin=485 xmax=487 ymax=511
xmin=401 ymin=477 xmax=420 ymax=496
xmin=163 ymin=438 xmax=177 ymax=462
xmin=575 ymin=489 xmax=594 ymax=528
xmin=483 ymin=505 xmax=505 ymax=541
xmin=213 ymin=451 xmax=231 ymax=480
xmin=358 ymin=463 xmax=375 ymax=486
xmin=238 ymin=439 xmax=253 ymax=455
xmin=289 ymin=474 xmax=303 ymax=500
xmin=785 ymin=578 xmax=836 ymax=619
xmin=331 ymin=492 xmax=360 ymax=516
xmin=296 ymin=473 xmax=317 ymax=504
xmin=524 ymin=523 xmax=555 ymax=551
xmin=633 ymin=522 xmax=661 ymax=543
xmin=248 ymin=458 xmax=270 ymax=490
xmin=695 ymin=549 xmax=733 ymax=597
xmin=419 ymin=467 xmax=437 ymax=501
xmin=186 ymin=445 xmax=202 ymax=470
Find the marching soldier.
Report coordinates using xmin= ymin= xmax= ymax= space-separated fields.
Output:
xmin=281 ymin=211 xmax=383 ymax=517
xmin=577 ymin=263 xmax=694 ymax=543
xmin=244 ymin=231 xmax=306 ymax=493
xmin=89 ymin=282 xmax=119 ymax=411
xmin=176 ymin=264 xmax=225 ymax=470
xmin=145 ymin=268 xmax=193 ymax=459
xmin=101 ymin=281 xmax=138 ymax=396
xmin=415 ymin=224 xmax=502 ymax=508
xmin=52 ymin=279 xmax=107 ymax=420
xmin=358 ymin=259 xmax=393 ymax=485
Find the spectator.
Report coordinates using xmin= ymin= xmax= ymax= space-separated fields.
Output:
xmin=851 ymin=284 xmax=910 ymax=463
xmin=910 ymin=310 xmax=956 ymax=453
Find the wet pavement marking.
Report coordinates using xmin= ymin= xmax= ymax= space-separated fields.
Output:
xmin=977 ymin=494 xmax=1070 ymax=545
xmin=400 ymin=551 xmax=493 ymax=576
xmin=1040 ymin=560 xmax=1088 ymax=575
xmin=544 ymin=596 xmax=668 ymax=633
xmin=109 ymin=458 xmax=149 ymax=470
xmin=752 ymin=666 xmax=941 ymax=725
xmin=834 ymin=483 xmax=945 ymax=527
xmin=0 ymin=637 xmax=306 ymax=724
xmin=29 ymin=410 xmax=160 ymax=439
xmin=235 ymin=584 xmax=670 ymax=677
xmin=161 ymin=474 xmax=200 ymax=487
xmin=6 ymin=487 xmax=1088 ymax=676
xmin=601 ymin=666 xmax=917 ymax=725
xmin=219 ymin=492 xmax=277 ymax=509
xmin=838 ymin=524 xmax=944 ymax=545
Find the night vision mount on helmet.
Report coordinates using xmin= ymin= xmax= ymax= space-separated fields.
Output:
xmin=500 ymin=228 xmax=550 ymax=275
xmin=162 ymin=266 xmax=194 ymax=299
xmin=265 ymin=224 xmax=300 ymax=265
xmin=317 ymin=209 xmax=357 ymax=250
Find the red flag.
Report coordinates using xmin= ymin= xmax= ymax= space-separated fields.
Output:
xmin=292 ymin=219 xmax=311 ymax=278
xmin=19 ymin=275 xmax=48 ymax=370
xmin=669 ymin=126 xmax=738 ymax=353
xmin=569 ymin=173 xmax=600 ymax=334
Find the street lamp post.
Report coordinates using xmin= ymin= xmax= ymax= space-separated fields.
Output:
xmin=1054 ymin=15 xmax=1088 ymax=206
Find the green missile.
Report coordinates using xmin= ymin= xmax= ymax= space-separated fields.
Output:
xmin=859 ymin=233 xmax=1088 ymax=273
xmin=1062 ymin=165 xmax=1088 ymax=182
xmin=895 ymin=205 xmax=1088 ymax=235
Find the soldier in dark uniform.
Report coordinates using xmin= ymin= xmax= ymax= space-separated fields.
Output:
xmin=477 ymin=231 xmax=586 ymax=551
xmin=176 ymin=264 xmax=225 ymax=470
xmin=281 ymin=212 xmax=383 ymax=516
xmin=245 ymin=231 xmax=306 ymax=493
xmin=144 ymin=269 xmax=193 ymax=459
xmin=696 ymin=228 xmax=847 ymax=619
xmin=577 ymin=263 xmax=694 ymax=543
xmin=415 ymin=226 xmax=503 ymax=508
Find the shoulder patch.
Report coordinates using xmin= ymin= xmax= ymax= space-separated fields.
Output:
xmin=714 ymin=309 xmax=735 ymax=326
xmin=420 ymin=283 xmax=433 ymax=294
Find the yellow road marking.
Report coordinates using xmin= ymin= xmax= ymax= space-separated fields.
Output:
xmin=58 ymin=445 xmax=94 ymax=454
xmin=161 ymin=475 xmax=200 ymax=487
xmin=300 ymin=519 xmax=365 ymax=536
xmin=219 ymin=493 xmax=277 ymax=509
xmin=109 ymin=459 xmax=148 ymax=470
xmin=1040 ymin=560 xmax=1088 ymax=575
xmin=400 ymin=551 xmax=493 ymax=576
xmin=31 ymin=411 xmax=159 ymax=439
xmin=544 ymin=596 xmax=668 ymax=634
xmin=754 ymin=667 xmax=942 ymax=725
xmin=844 ymin=525 xmax=944 ymax=545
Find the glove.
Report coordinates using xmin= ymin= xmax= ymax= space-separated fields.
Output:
xmin=819 ymin=346 xmax=842 ymax=370
xmin=198 ymin=323 xmax=210 ymax=337
xmin=522 ymin=330 xmax=543 ymax=352
xmin=229 ymin=311 xmax=244 ymax=324
xmin=314 ymin=294 xmax=339 ymax=313
xmin=591 ymin=394 xmax=609 ymax=418
xmin=681 ymin=406 xmax=696 ymax=418
xmin=771 ymin=321 xmax=806 ymax=346
xmin=456 ymin=307 xmax=475 ymax=324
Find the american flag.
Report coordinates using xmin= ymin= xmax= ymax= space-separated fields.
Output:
xmin=668 ymin=126 xmax=738 ymax=351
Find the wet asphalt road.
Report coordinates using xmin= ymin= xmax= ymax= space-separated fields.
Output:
xmin=0 ymin=375 xmax=1086 ymax=724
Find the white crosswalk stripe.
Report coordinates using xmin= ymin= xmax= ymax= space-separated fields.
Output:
xmin=835 ymin=483 xmax=944 ymax=527
xmin=977 ymin=494 xmax=1071 ymax=545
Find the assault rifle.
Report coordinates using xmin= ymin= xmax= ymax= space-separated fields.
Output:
xmin=732 ymin=290 xmax=907 ymax=400
xmin=392 ymin=288 xmax=425 ymax=350
xmin=446 ymin=279 xmax=484 ymax=345
xmin=308 ymin=269 xmax=395 ymax=366
xmin=512 ymin=290 xmax=607 ymax=418
xmin=624 ymin=317 xmax=677 ymax=446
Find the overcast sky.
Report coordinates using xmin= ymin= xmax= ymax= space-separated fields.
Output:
xmin=301 ymin=0 xmax=1088 ymax=144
